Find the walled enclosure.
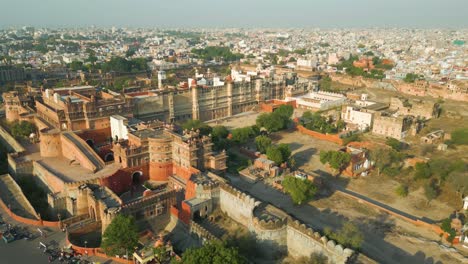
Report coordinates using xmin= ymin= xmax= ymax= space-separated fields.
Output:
xmin=218 ymin=184 xmax=354 ymax=263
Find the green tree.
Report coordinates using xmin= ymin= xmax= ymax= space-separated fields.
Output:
xmin=274 ymin=105 xmax=294 ymax=121
xmin=414 ymin=162 xmax=432 ymax=180
xmin=125 ymin=49 xmax=136 ymax=57
xmin=266 ymin=146 xmax=284 ymax=165
xmin=231 ymin=126 xmax=256 ymax=144
xmin=447 ymin=172 xmax=467 ymax=195
xmin=101 ymin=215 xmax=139 ymax=256
xmin=441 ymin=218 xmax=457 ymax=243
xmin=211 ymin=126 xmax=230 ymax=150
xmin=277 ymin=143 xmax=292 ymax=162
xmin=319 ymin=151 xmax=351 ymax=172
xmin=395 ymin=184 xmax=409 ymax=197
xmin=178 ymin=241 xmax=246 ymax=264
xmin=69 ymin=60 xmax=85 ymax=71
xmin=182 ymin=119 xmax=212 ymax=136
xmin=385 ymin=138 xmax=402 ymax=151
xmin=403 ymin=73 xmax=423 ymax=83
xmin=282 ymin=176 xmax=317 ymax=205
xmin=152 ymin=246 xmax=174 ymax=264
xmin=212 ymin=126 xmax=229 ymax=140
xmin=256 ymin=112 xmax=285 ymax=132
xmin=324 ymin=222 xmax=364 ymax=249
xmin=255 ymin=135 xmax=272 ymax=153
xmin=10 ymin=121 xmax=36 ymax=139
xmin=450 ymin=127 xmax=468 ymax=145
xmin=424 ymin=180 xmax=438 ymax=203
xmin=369 ymin=147 xmax=392 ymax=176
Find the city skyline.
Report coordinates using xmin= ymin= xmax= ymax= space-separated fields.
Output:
xmin=2 ymin=0 xmax=468 ymax=29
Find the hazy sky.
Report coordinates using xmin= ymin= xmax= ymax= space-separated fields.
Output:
xmin=2 ymin=0 xmax=467 ymax=28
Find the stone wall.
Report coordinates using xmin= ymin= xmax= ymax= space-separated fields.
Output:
xmin=0 ymin=125 xmax=26 ymax=153
xmin=33 ymin=160 xmax=66 ymax=193
xmin=217 ymin=184 xmax=354 ymax=263
xmin=287 ymin=220 xmax=354 ymax=264
xmin=8 ymin=153 xmax=34 ymax=177
xmin=296 ymin=124 xmax=343 ymax=145
xmin=39 ymin=130 xmax=62 ymax=157
xmin=219 ymin=184 xmax=261 ymax=224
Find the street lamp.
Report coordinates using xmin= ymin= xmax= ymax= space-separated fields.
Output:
xmin=84 ymin=240 xmax=89 ymax=261
xmin=57 ymin=213 xmax=62 ymax=229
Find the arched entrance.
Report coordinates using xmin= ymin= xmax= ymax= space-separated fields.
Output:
xmin=86 ymin=139 xmax=95 ymax=148
xmin=132 ymin=171 xmax=142 ymax=185
xmin=104 ymin=152 xmax=114 ymax=162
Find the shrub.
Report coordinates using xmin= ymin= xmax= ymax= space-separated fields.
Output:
xmin=395 ymin=184 xmax=409 ymax=197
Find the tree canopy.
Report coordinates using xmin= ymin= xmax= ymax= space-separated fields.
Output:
xmin=177 ymin=241 xmax=246 ymax=264
xmin=403 ymin=73 xmax=423 ymax=83
xmin=101 ymin=215 xmax=139 ymax=256
xmin=385 ymin=138 xmax=402 ymax=151
xmin=301 ymin=111 xmax=342 ymax=134
xmin=266 ymin=144 xmax=291 ymax=165
xmin=100 ymin=56 xmax=149 ymax=73
xmin=231 ymin=126 xmax=258 ymax=144
xmin=324 ymin=222 xmax=364 ymax=249
xmin=369 ymin=147 xmax=405 ymax=176
xmin=450 ymin=127 xmax=468 ymax=145
xmin=319 ymin=150 xmax=351 ymax=171
xmin=211 ymin=126 xmax=230 ymax=150
xmin=182 ymin=119 xmax=213 ymax=136
xmin=10 ymin=121 xmax=36 ymax=139
xmin=191 ymin=46 xmax=244 ymax=62
xmin=256 ymin=105 xmax=294 ymax=132
xmin=255 ymin=135 xmax=272 ymax=153
xmin=282 ymin=176 xmax=317 ymax=205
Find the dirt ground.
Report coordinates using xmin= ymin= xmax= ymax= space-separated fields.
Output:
xmin=206 ymin=111 xmax=260 ymax=129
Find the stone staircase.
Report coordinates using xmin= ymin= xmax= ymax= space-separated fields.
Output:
xmin=0 ymin=174 xmax=39 ymax=219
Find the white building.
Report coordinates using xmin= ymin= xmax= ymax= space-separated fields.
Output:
xmin=341 ymin=106 xmax=373 ymax=131
xmin=290 ymin=91 xmax=346 ymax=111
xmin=110 ymin=115 xmax=129 ymax=141
xmin=297 ymin=59 xmax=316 ymax=69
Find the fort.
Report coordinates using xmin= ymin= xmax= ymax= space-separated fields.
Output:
xmin=0 ymin=67 xmax=356 ymax=263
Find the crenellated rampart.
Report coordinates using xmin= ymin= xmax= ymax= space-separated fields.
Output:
xmin=217 ymin=184 xmax=354 ymax=263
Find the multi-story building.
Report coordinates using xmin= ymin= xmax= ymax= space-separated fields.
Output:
xmin=128 ymin=71 xmax=312 ymax=122
xmin=34 ymin=86 xmax=134 ymax=131
xmin=0 ymin=66 xmax=25 ymax=83
xmin=372 ymin=113 xmax=413 ymax=140
xmin=389 ymin=97 xmax=440 ymax=120
xmin=341 ymin=105 xmax=373 ymax=131
xmin=290 ymin=91 xmax=347 ymax=111
xmin=112 ymin=116 xmax=227 ymax=184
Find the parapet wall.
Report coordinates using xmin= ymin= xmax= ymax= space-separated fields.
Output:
xmin=8 ymin=153 xmax=34 ymax=177
xmin=33 ymin=160 xmax=66 ymax=193
xmin=219 ymin=184 xmax=261 ymax=224
xmin=287 ymin=219 xmax=354 ymax=264
xmin=296 ymin=124 xmax=343 ymax=145
xmin=218 ymin=184 xmax=354 ymax=263
xmin=0 ymin=125 xmax=26 ymax=153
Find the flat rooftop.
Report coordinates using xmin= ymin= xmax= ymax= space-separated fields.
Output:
xmin=52 ymin=85 xmax=94 ymax=91
xmin=131 ymin=128 xmax=167 ymax=139
xmin=20 ymin=146 xmax=121 ymax=183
